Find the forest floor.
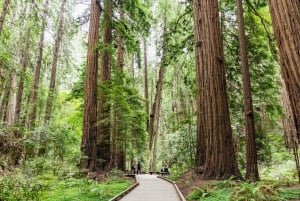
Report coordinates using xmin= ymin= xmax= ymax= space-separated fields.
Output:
xmin=175 ymin=169 xmax=206 ymax=197
xmin=175 ymin=169 xmax=300 ymax=201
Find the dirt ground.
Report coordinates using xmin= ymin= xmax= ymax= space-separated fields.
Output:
xmin=175 ymin=169 xmax=208 ymax=197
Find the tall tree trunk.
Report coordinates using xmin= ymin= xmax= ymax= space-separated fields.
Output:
xmin=0 ymin=0 xmax=10 ymax=34
xmin=236 ymin=0 xmax=259 ymax=181
xmin=6 ymin=70 xmax=17 ymax=125
xmin=44 ymin=0 xmax=67 ymax=124
xmin=15 ymin=29 xmax=30 ymax=125
xmin=116 ymin=10 xmax=124 ymax=72
xmin=80 ymin=0 xmax=101 ymax=172
xmin=193 ymin=0 xmax=241 ymax=179
xmin=193 ymin=0 xmax=206 ymax=171
xmin=97 ymin=0 xmax=112 ymax=172
xmin=148 ymin=21 xmax=167 ymax=171
xmin=112 ymin=8 xmax=126 ymax=171
xmin=268 ymin=0 xmax=300 ymax=140
xmin=280 ymin=79 xmax=300 ymax=182
xmin=0 ymin=73 xmax=12 ymax=122
xmin=144 ymin=38 xmax=150 ymax=133
xmin=27 ymin=1 xmax=48 ymax=129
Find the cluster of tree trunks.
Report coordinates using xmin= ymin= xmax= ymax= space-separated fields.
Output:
xmin=0 ymin=0 xmax=67 ymax=165
xmin=80 ymin=0 xmax=126 ymax=173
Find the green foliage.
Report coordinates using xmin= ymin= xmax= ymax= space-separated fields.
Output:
xmin=187 ymin=185 xmax=229 ymax=201
xmin=0 ymin=166 xmax=131 ymax=201
xmin=187 ymin=180 xmax=292 ymax=201
xmin=229 ymin=182 xmax=279 ymax=201
xmin=0 ymin=172 xmax=46 ymax=201
xmin=41 ymin=176 xmax=130 ymax=201
xmin=279 ymin=187 xmax=300 ymax=200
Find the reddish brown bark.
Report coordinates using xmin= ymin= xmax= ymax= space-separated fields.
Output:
xmin=236 ymin=0 xmax=259 ymax=181
xmin=193 ymin=0 xmax=206 ymax=170
xmin=268 ymin=0 xmax=300 ymax=140
xmin=80 ymin=0 xmax=101 ymax=172
xmin=193 ymin=0 xmax=241 ymax=179
xmin=97 ymin=0 xmax=112 ymax=172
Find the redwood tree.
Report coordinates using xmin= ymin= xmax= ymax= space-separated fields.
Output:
xmin=193 ymin=0 xmax=241 ymax=179
xmin=236 ymin=0 xmax=259 ymax=181
xmin=44 ymin=0 xmax=67 ymax=124
xmin=267 ymin=0 xmax=300 ymax=140
xmin=27 ymin=1 xmax=48 ymax=129
xmin=97 ymin=0 xmax=112 ymax=171
xmin=80 ymin=0 xmax=101 ymax=171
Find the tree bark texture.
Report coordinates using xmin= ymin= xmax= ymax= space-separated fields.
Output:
xmin=0 ymin=0 xmax=10 ymax=34
xmin=280 ymin=78 xmax=300 ymax=182
xmin=97 ymin=0 xmax=112 ymax=172
xmin=268 ymin=0 xmax=300 ymax=140
xmin=44 ymin=0 xmax=67 ymax=124
xmin=280 ymin=79 xmax=298 ymax=149
xmin=193 ymin=0 xmax=241 ymax=179
xmin=193 ymin=0 xmax=206 ymax=171
xmin=80 ymin=0 xmax=101 ymax=172
xmin=236 ymin=0 xmax=259 ymax=181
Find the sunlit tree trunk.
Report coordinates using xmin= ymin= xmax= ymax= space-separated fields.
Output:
xmin=268 ymin=0 xmax=300 ymax=140
xmin=193 ymin=0 xmax=241 ymax=179
xmin=6 ymin=70 xmax=17 ymax=124
xmin=0 ymin=0 xmax=10 ymax=34
xmin=80 ymin=0 xmax=101 ymax=172
xmin=97 ymin=0 xmax=112 ymax=172
xmin=27 ymin=1 xmax=48 ymax=129
xmin=44 ymin=0 xmax=67 ymax=124
xmin=236 ymin=0 xmax=259 ymax=181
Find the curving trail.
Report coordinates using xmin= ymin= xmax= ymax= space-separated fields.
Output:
xmin=119 ymin=174 xmax=182 ymax=201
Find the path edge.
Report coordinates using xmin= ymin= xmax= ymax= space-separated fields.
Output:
xmin=157 ymin=175 xmax=187 ymax=201
xmin=109 ymin=176 xmax=139 ymax=201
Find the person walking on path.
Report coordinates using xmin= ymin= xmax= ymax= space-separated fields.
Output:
xmin=137 ymin=161 xmax=142 ymax=174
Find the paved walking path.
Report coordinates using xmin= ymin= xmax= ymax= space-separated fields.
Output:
xmin=119 ymin=174 xmax=181 ymax=201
